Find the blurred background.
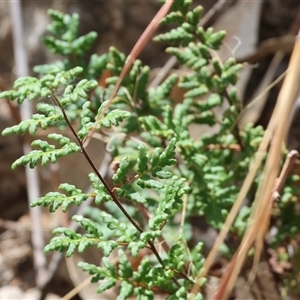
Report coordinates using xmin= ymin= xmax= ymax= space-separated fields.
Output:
xmin=1 ymin=0 xmax=300 ymax=299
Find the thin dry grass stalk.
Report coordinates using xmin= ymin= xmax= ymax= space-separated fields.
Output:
xmin=190 ymin=31 xmax=300 ymax=299
xmin=83 ymin=0 xmax=174 ymax=148
xmin=214 ymin=31 xmax=300 ymax=299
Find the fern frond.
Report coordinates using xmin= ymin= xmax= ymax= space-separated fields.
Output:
xmin=12 ymin=134 xmax=81 ymax=169
xmin=31 ymin=183 xmax=91 ymax=212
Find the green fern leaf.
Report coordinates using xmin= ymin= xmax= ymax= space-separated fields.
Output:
xmin=112 ymin=156 xmax=131 ymax=185
xmin=117 ymin=281 xmax=134 ymax=300
xmin=97 ymin=278 xmax=117 ymax=294
xmin=12 ymin=135 xmax=80 ymax=169
xmin=97 ymin=241 xmax=118 ymax=257
xmin=30 ymin=184 xmax=89 ymax=212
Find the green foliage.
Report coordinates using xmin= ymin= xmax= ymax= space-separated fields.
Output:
xmin=12 ymin=134 xmax=81 ymax=169
xmin=45 ymin=215 xmax=104 ymax=257
xmin=43 ymin=9 xmax=97 ymax=57
xmin=31 ymin=183 xmax=90 ymax=212
xmin=2 ymin=103 xmax=63 ymax=135
xmin=1 ymin=1 xmax=299 ymax=299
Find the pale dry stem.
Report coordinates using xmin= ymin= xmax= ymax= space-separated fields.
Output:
xmin=190 ymin=30 xmax=300 ymax=300
xmin=213 ymin=31 xmax=300 ymax=300
xmin=83 ymin=0 xmax=174 ymax=148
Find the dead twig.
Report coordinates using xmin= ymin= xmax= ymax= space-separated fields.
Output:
xmin=236 ymin=36 xmax=295 ymax=65
xmin=190 ymin=29 xmax=300 ymax=300
xmin=273 ymin=150 xmax=299 ymax=200
xmin=239 ymin=4 xmax=300 ymax=127
xmin=213 ymin=30 xmax=300 ymax=300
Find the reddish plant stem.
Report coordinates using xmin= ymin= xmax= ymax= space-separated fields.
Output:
xmin=52 ymin=92 xmax=144 ymax=233
xmin=51 ymin=92 xmax=173 ymax=273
